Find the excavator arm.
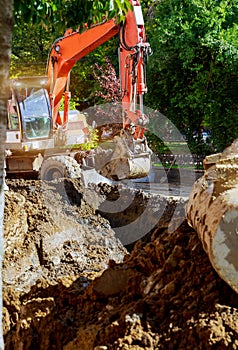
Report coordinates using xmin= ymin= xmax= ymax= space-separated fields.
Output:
xmin=119 ymin=2 xmax=151 ymax=140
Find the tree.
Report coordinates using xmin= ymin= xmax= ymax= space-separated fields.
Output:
xmin=0 ymin=1 xmax=131 ymax=348
xmin=145 ymin=0 xmax=238 ymax=153
xmin=0 ymin=0 xmax=14 ymax=348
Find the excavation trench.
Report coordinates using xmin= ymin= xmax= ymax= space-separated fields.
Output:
xmin=3 ymin=176 xmax=238 ymax=349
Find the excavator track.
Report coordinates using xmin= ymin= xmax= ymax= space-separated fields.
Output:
xmin=186 ymin=139 xmax=238 ymax=293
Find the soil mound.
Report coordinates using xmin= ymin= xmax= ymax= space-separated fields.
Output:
xmin=3 ymin=178 xmax=238 ymax=349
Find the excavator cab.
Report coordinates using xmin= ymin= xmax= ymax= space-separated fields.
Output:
xmin=18 ymin=88 xmax=51 ymax=140
xmin=5 ymin=77 xmax=55 ymax=175
xmin=7 ymin=77 xmax=52 ymax=143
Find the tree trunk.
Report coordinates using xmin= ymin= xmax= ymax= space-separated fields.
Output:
xmin=186 ymin=139 xmax=238 ymax=294
xmin=0 ymin=1 xmax=14 ymax=348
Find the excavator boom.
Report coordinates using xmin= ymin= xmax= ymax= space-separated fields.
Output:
xmin=47 ymin=19 xmax=119 ymax=126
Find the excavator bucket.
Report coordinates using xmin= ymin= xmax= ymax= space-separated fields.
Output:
xmin=127 ymin=155 xmax=151 ymax=179
xmin=186 ymin=139 xmax=238 ymax=294
xmin=99 ymin=154 xmax=151 ymax=181
xmin=81 ymin=152 xmax=150 ymax=187
xmin=97 ymin=134 xmax=152 ymax=181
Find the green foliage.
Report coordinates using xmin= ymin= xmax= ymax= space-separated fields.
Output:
xmin=146 ymin=131 xmax=171 ymax=155
xmin=145 ymin=0 xmax=238 ymax=153
xmin=10 ymin=21 xmax=51 ymax=77
xmin=66 ymin=46 xmax=120 ymax=111
xmin=14 ymin=0 xmax=132 ymax=33
xmin=69 ymin=54 xmax=106 ymax=111
xmin=59 ymin=96 xmax=78 ymax=111
xmin=77 ymin=126 xmax=99 ymax=150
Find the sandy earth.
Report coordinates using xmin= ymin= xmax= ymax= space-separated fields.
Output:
xmin=2 ymin=177 xmax=238 ymax=349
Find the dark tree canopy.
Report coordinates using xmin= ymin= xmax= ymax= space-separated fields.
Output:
xmin=145 ymin=0 xmax=238 ymax=153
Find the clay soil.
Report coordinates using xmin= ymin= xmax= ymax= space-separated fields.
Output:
xmin=3 ymin=177 xmax=238 ymax=349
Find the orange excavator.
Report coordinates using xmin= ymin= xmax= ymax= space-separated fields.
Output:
xmin=6 ymin=1 xmax=237 ymax=296
xmin=5 ymin=0 xmax=152 ymax=182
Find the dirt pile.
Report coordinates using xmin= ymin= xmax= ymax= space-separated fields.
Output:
xmin=3 ymin=179 xmax=127 ymax=292
xmin=3 ymin=178 xmax=238 ymax=349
